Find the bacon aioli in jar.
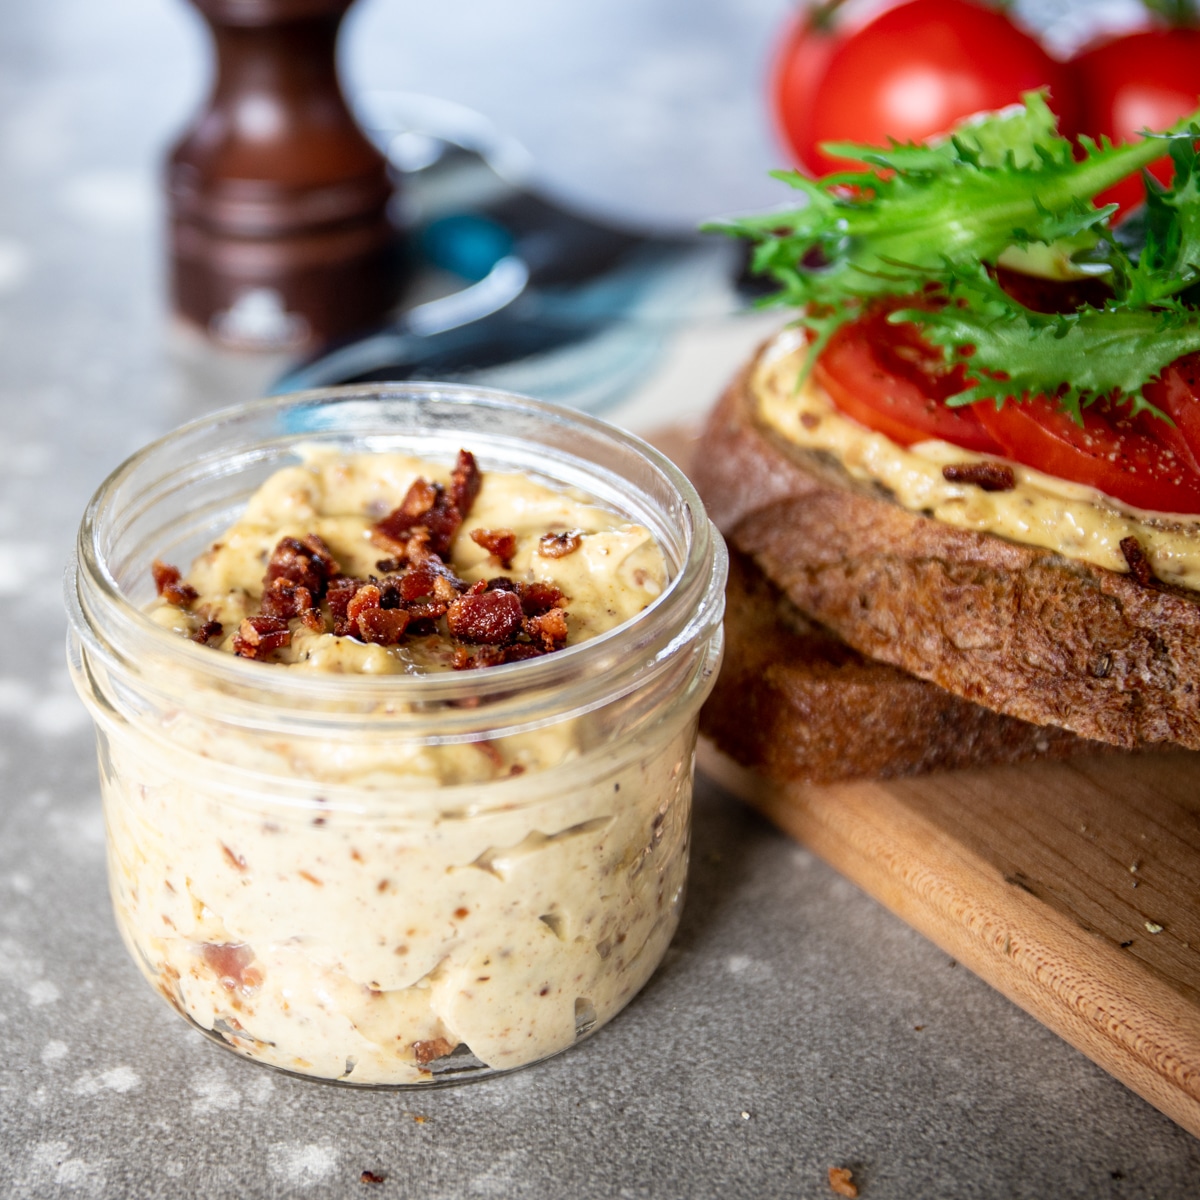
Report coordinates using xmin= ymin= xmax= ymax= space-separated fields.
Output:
xmin=66 ymin=385 xmax=727 ymax=1086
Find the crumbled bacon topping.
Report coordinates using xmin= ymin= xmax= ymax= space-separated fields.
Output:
xmin=151 ymin=559 xmax=198 ymax=608
xmin=233 ymin=615 xmax=291 ymax=659
xmin=170 ymin=450 xmax=575 ymax=669
xmin=191 ymin=619 xmax=223 ymax=646
xmin=470 ymin=527 xmax=518 ymax=569
xmin=524 ymin=606 xmax=569 ymax=653
xmin=264 ymin=534 xmax=338 ymax=598
xmin=941 ymin=462 xmax=1016 ymax=492
xmin=450 ymin=448 xmax=482 ymax=515
xmin=537 ymin=531 xmax=582 ymax=558
xmin=344 ymin=584 xmax=412 ymax=646
xmin=447 ymin=586 xmax=525 ymax=644
xmin=1120 ymin=536 xmax=1156 ymax=586
xmin=371 ymin=455 xmax=480 ymax=561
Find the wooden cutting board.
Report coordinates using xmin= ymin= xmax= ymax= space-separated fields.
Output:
xmin=701 ymin=747 xmax=1200 ymax=1139
xmin=649 ymin=420 xmax=1200 ymax=1138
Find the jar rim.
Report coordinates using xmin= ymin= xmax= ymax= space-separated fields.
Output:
xmin=68 ymin=382 xmax=726 ymax=732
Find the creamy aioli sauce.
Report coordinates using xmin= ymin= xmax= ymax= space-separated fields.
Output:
xmin=103 ymin=450 xmax=690 ymax=1085
xmin=756 ymin=329 xmax=1200 ymax=591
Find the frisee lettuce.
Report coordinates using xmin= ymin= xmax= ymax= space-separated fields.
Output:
xmin=709 ymin=92 xmax=1200 ymax=418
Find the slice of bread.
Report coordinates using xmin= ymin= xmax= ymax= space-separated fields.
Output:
xmin=703 ymin=550 xmax=1105 ymax=785
xmin=693 ymin=343 xmax=1200 ymax=751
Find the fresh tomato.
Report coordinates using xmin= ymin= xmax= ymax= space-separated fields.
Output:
xmin=976 ymin=393 xmax=1200 ymax=514
xmin=813 ymin=305 xmax=1004 ymax=452
xmin=815 ymin=302 xmax=1200 ymax=513
xmin=773 ymin=0 xmax=1080 ymax=177
xmin=1145 ymin=351 xmax=1200 ymax=467
xmin=1071 ymin=28 xmax=1200 ymax=215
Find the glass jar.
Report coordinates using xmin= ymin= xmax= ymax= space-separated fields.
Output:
xmin=65 ymin=384 xmax=726 ymax=1087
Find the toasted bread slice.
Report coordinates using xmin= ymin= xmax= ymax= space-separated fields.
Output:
xmin=693 ymin=344 xmax=1200 ymax=751
xmin=704 ymin=551 xmax=1104 ymax=785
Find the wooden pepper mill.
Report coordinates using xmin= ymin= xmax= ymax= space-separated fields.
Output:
xmin=168 ymin=0 xmax=399 ymax=351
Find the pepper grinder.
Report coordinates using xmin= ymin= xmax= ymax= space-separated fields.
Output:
xmin=168 ymin=0 xmax=399 ymax=352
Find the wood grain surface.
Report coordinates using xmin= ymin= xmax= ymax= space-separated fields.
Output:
xmin=699 ymin=745 xmax=1200 ymax=1138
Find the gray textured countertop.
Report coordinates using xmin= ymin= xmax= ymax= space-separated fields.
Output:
xmin=2 ymin=1 xmax=1198 ymax=1196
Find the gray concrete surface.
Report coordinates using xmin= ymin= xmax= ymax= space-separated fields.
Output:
xmin=1 ymin=0 xmax=1197 ymax=1196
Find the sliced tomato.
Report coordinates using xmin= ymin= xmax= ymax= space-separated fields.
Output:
xmin=814 ymin=303 xmax=1200 ymax=513
xmin=976 ymin=394 xmax=1200 ymax=514
xmin=1146 ymin=351 xmax=1200 ymax=468
xmin=814 ymin=307 xmax=1003 ymax=452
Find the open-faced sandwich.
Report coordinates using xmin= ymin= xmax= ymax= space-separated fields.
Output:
xmin=696 ymin=94 xmax=1200 ymax=784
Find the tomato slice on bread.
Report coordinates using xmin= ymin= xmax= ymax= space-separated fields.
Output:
xmin=815 ymin=304 xmax=1200 ymax=515
xmin=976 ymin=395 xmax=1200 ymax=515
xmin=814 ymin=307 xmax=1003 ymax=453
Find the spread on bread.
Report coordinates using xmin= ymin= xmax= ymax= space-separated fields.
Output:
xmin=755 ymin=329 xmax=1200 ymax=592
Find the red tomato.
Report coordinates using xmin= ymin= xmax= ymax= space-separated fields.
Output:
xmin=1145 ymin=352 xmax=1200 ymax=467
xmin=813 ymin=307 xmax=1003 ymax=453
xmin=815 ymin=305 xmax=1200 ymax=513
xmin=771 ymin=9 xmax=840 ymax=171
xmin=1072 ymin=29 xmax=1200 ymax=215
xmin=773 ymin=0 xmax=1080 ymax=176
xmin=976 ymin=394 xmax=1200 ymax=514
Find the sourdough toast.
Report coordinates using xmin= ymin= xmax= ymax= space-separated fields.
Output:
xmin=693 ymin=345 xmax=1200 ymax=751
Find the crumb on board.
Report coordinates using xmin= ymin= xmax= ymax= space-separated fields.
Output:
xmin=828 ymin=1166 xmax=859 ymax=1197
xmin=1145 ymin=921 xmax=1164 ymax=934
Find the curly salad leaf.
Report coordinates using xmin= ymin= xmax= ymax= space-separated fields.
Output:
xmin=709 ymin=93 xmax=1200 ymax=418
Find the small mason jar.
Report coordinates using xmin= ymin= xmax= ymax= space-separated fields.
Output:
xmin=66 ymin=384 xmax=726 ymax=1087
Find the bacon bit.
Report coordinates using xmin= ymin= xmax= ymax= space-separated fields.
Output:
xmin=326 ymin=576 xmax=363 ymax=636
xmin=372 ymin=477 xmax=463 ymax=560
xmin=413 ymin=1037 xmax=455 ymax=1066
xmin=233 ymin=615 xmax=291 ymax=659
xmin=360 ymin=1171 xmax=387 ymax=1186
xmin=941 ymin=462 xmax=1016 ymax=492
xmin=450 ymin=449 xmax=482 ymax=517
xmin=800 ymin=412 xmax=821 ymax=431
xmin=1120 ymin=536 xmax=1156 ymax=586
xmin=191 ymin=619 xmax=223 ymax=645
xmin=342 ymin=583 xmax=411 ymax=645
xmin=220 ymin=843 xmax=248 ymax=872
xmin=264 ymin=534 xmax=338 ymax=598
xmin=395 ymin=558 xmax=465 ymax=605
xmin=201 ymin=943 xmax=263 ymax=994
xmin=152 ymin=559 xmax=181 ymax=594
xmin=524 ymin=607 xmax=569 ymax=652
xmin=537 ymin=530 xmax=582 ymax=558
xmin=447 ymin=589 xmax=524 ymax=644
xmin=828 ymin=1167 xmax=858 ymax=1198
xmin=470 ymin=527 xmax=518 ymax=569
xmin=260 ymin=578 xmax=315 ymax=621
xmin=152 ymin=559 xmax=199 ymax=607
xmin=516 ymin=580 xmax=566 ymax=616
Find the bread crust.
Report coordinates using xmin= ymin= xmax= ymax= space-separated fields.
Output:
xmin=703 ymin=551 xmax=1104 ymax=783
xmin=693 ymin=344 xmax=1200 ymax=751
